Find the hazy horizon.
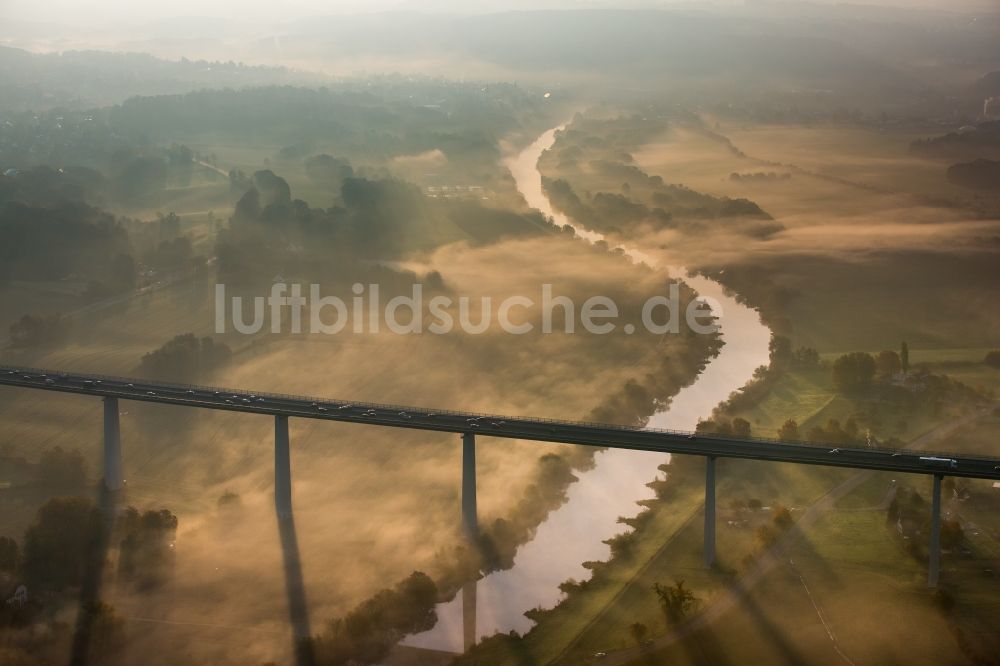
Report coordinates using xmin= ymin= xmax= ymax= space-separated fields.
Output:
xmin=2 ymin=0 xmax=997 ymax=27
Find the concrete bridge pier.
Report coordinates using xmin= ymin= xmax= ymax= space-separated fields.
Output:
xmin=274 ymin=416 xmax=314 ymax=665
xmin=462 ymin=433 xmax=479 ymax=540
xmin=928 ymin=473 xmax=943 ymax=587
xmin=704 ymin=456 xmax=717 ymax=568
xmin=102 ymin=397 xmax=124 ymax=496
xmin=275 ymin=416 xmax=293 ymax=519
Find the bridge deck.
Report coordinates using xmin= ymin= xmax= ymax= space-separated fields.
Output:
xmin=2 ymin=365 xmax=998 ymax=480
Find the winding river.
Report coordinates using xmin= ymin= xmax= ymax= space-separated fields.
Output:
xmin=406 ymin=126 xmax=771 ymax=653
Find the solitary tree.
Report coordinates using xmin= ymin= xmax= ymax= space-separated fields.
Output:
xmin=630 ymin=622 xmax=649 ymax=646
xmin=653 ymin=580 xmax=698 ymax=625
xmin=777 ymin=419 xmax=800 ymax=441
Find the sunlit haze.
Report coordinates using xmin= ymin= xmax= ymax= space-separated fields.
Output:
xmin=0 ymin=0 xmax=998 ymax=665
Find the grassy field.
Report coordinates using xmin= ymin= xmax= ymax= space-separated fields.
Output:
xmin=621 ymin=508 xmax=974 ymax=666
xmin=630 ymin=126 xmax=747 ymax=197
xmin=464 ymin=114 xmax=1000 ymax=666
xmin=520 ymin=480 xmax=707 ymax=663
xmin=945 ymin=414 xmax=1000 ymax=458
xmin=2 ymin=275 xmax=221 ymax=374
xmin=630 ymin=122 xmax=967 ymax=221
xmin=723 ymin=363 xmax=977 ymax=443
xmin=0 ymin=281 xmax=85 ymax=333
xmin=0 ymin=227 xmax=721 ymax=664
xmin=732 ymin=367 xmax=843 ymax=437
xmin=448 ymin=447 xmax=867 ymax=665
xmin=630 ymin=121 xmax=1000 ymax=352
xmin=516 ymin=359 xmax=999 ymax=663
xmin=721 ymin=123 xmax=992 ymax=207
xmin=901 ymin=348 xmax=999 ymax=397
xmin=529 ymin=460 xmax=858 ymax=663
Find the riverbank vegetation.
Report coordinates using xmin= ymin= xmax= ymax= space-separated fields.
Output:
xmin=455 ymin=109 xmax=1000 ymax=665
xmin=0 ymin=81 xmax=723 ymax=664
xmin=538 ymin=115 xmax=779 ymax=246
xmin=452 ymin=344 xmax=996 ymax=664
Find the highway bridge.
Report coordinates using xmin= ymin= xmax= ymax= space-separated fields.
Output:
xmin=2 ymin=365 xmax=998 ymax=660
xmin=3 ymin=366 xmax=998 ymax=479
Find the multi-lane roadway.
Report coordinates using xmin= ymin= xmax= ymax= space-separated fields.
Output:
xmin=2 ymin=365 xmax=999 ymax=480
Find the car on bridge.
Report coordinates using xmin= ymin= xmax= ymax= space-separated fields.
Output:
xmin=920 ymin=456 xmax=958 ymax=469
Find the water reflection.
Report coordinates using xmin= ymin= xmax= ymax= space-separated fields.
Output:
xmin=462 ymin=581 xmax=477 ymax=652
xmin=407 ymin=447 xmax=668 ymax=652
xmin=406 ymin=125 xmax=771 ymax=653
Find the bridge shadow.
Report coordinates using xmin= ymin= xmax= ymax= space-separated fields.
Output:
xmin=68 ymin=485 xmax=116 ymax=666
xmin=677 ymin=623 xmax=734 ymax=666
xmin=788 ymin=533 xmax=840 ymax=586
xmin=732 ymin=580 xmax=809 ymax=666
xmin=277 ymin=511 xmax=315 ymax=666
